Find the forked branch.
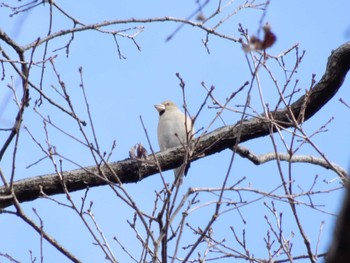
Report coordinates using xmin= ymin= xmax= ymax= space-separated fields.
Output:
xmin=0 ymin=42 xmax=349 ymax=209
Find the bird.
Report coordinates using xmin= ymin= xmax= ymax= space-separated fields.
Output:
xmin=154 ymin=100 xmax=194 ymax=184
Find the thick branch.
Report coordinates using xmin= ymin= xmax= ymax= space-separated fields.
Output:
xmin=327 ymin=180 xmax=350 ymax=263
xmin=0 ymin=42 xmax=349 ymax=209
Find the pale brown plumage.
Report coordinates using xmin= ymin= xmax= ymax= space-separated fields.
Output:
xmin=154 ymin=101 xmax=194 ymax=183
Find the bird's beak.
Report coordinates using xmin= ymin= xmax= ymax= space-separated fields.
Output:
xmin=154 ymin=103 xmax=165 ymax=113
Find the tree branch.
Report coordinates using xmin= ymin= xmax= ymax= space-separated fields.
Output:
xmin=235 ymin=145 xmax=348 ymax=178
xmin=327 ymin=180 xmax=350 ymax=263
xmin=1 ymin=42 xmax=349 ymax=209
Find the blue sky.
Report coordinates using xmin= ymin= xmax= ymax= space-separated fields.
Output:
xmin=1 ymin=0 xmax=350 ymax=262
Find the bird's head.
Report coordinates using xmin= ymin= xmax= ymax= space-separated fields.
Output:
xmin=154 ymin=101 xmax=178 ymax=116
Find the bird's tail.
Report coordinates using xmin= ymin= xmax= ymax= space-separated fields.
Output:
xmin=173 ymin=162 xmax=191 ymax=186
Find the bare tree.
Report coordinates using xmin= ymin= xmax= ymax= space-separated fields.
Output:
xmin=0 ymin=1 xmax=349 ymax=262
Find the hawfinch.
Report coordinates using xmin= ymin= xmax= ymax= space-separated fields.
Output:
xmin=154 ymin=101 xmax=194 ymax=183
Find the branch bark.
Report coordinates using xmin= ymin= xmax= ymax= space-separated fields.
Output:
xmin=1 ymin=42 xmax=349 ymax=209
xmin=235 ymin=145 xmax=348 ymax=177
xmin=327 ymin=180 xmax=350 ymax=263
